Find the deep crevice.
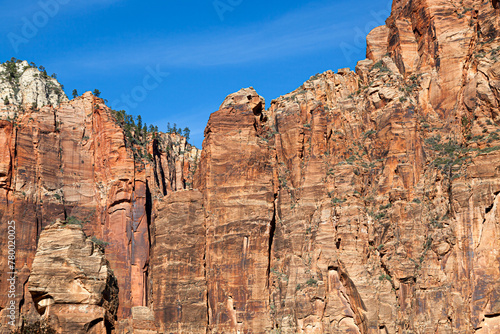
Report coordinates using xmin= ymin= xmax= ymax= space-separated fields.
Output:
xmin=485 ymin=202 xmax=494 ymax=214
xmin=84 ymin=318 xmax=103 ymax=332
xmin=144 ymin=180 xmax=153 ymax=306
xmin=485 ymin=312 xmax=500 ymax=318
xmin=145 ymin=181 xmax=152 ymax=248
xmin=266 ymin=195 xmax=277 ymax=288
xmin=152 ymin=139 xmax=167 ymax=196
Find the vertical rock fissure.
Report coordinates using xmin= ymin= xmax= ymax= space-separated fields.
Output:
xmin=266 ymin=195 xmax=277 ymax=288
xmin=11 ymin=125 xmax=18 ymax=192
xmin=145 ymin=181 xmax=153 ymax=250
xmin=152 ymin=139 xmax=166 ymax=195
xmin=144 ymin=180 xmax=153 ymax=306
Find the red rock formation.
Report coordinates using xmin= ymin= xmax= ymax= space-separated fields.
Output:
xmin=151 ymin=190 xmax=206 ymax=334
xmin=28 ymin=221 xmax=118 ymax=333
xmin=4 ymin=0 xmax=500 ymax=333
xmin=196 ymin=88 xmax=276 ymax=333
xmin=150 ymin=1 xmax=500 ymax=333
xmin=0 ymin=92 xmax=199 ymax=333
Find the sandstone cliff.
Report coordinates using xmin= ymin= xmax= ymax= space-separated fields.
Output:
xmin=2 ymin=0 xmax=500 ymax=333
xmin=28 ymin=220 xmax=118 ymax=333
xmin=0 ymin=86 xmax=199 ymax=332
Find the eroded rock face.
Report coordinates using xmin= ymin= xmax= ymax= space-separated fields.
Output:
xmin=4 ymin=0 xmax=500 ymax=333
xmin=28 ymin=221 xmax=118 ymax=333
xmin=0 ymin=89 xmax=199 ymax=333
xmin=151 ymin=190 xmax=206 ymax=334
xmin=151 ymin=1 xmax=500 ymax=333
xmin=0 ymin=60 xmax=67 ymax=108
xmin=197 ymin=87 xmax=275 ymax=333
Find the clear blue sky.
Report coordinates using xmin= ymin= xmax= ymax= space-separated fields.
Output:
xmin=0 ymin=0 xmax=392 ymax=147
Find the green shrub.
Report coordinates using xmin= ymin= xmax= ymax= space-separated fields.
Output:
xmin=379 ymin=203 xmax=392 ymax=210
xmin=91 ymin=236 xmax=110 ymax=249
xmin=65 ymin=216 xmax=84 ymax=227
xmin=378 ymin=274 xmax=392 ymax=281
xmin=306 ymin=278 xmax=317 ymax=286
xmin=372 ymin=60 xmax=390 ymax=72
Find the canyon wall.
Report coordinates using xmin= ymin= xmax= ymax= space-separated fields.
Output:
xmin=2 ymin=0 xmax=500 ymax=333
xmin=0 ymin=64 xmax=200 ymax=333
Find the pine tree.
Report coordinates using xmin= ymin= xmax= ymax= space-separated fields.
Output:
xmin=3 ymin=97 xmax=9 ymax=105
xmin=93 ymin=89 xmax=101 ymax=97
xmin=183 ymin=127 xmax=190 ymax=141
xmin=72 ymin=89 xmax=78 ymax=99
xmin=136 ymin=115 xmax=142 ymax=131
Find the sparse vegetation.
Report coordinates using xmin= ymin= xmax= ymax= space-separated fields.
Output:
xmin=1 ymin=58 xmax=65 ymax=103
xmin=372 ymin=60 xmax=390 ymax=73
xmin=10 ymin=318 xmax=56 ymax=334
xmin=379 ymin=274 xmax=392 ymax=282
xmin=306 ymin=278 xmax=317 ymax=286
xmin=64 ymin=216 xmax=85 ymax=227
xmin=91 ymin=236 xmax=110 ymax=249
xmin=363 ymin=129 xmax=377 ymax=138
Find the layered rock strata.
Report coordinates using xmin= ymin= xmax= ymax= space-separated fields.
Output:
xmin=28 ymin=221 xmax=118 ymax=333
xmin=3 ymin=0 xmax=500 ymax=333
xmin=0 ymin=91 xmax=199 ymax=332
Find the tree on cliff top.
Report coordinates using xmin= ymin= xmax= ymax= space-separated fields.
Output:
xmin=183 ymin=127 xmax=190 ymax=141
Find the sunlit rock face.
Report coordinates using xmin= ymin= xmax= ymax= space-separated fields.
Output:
xmin=153 ymin=0 xmax=500 ymax=332
xmin=28 ymin=221 xmax=118 ymax=334
xmin=3 ymin=0 xmax=500 ymax=333
xmin=0 ymin=60 xmax=67 ymax=108
xmin=0 ymin=86 xmax=199 ymax=332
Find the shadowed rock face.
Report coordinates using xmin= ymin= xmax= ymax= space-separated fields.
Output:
xmin=3 ymin=0 xmax=500 ymax=333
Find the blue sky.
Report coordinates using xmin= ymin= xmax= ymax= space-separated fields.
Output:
xmin=0 ymin=0 xmax=392 ymax=147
